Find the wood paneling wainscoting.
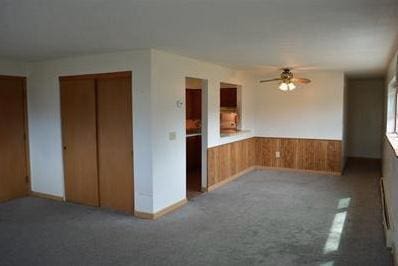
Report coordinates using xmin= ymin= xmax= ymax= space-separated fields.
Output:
xmin=208 ymin=138 xmax=256 ymax=188
xmin=207 ymin=137 xmax=342 ymax=190
xmin=255 ymin=137 xmax=342 ymax=173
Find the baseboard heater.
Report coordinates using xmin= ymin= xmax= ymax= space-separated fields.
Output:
xmin=380 ymin=177 xmax=393 ymax=248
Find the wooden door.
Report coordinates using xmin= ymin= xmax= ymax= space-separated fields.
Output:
xmin=97 ymin=75 xmax=133 ymax=213
xmin=0 ymin=76 xmax=29 ymax=202
xmin=60 ymin=79 xmax=99 ymax=206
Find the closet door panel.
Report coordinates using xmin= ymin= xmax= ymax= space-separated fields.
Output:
xmin=0 ymin=77 xmax=28 ymax=202
xmin=97 ymin=76 xmax=133 ymax=213
xmin=60 ymin=79 xmax=99 ymax=206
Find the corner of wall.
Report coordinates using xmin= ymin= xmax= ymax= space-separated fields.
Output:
xmin=0 ymin=58 xmax=29 ymax=76
xmin=342 ymin=72 xmax=349 ymax=169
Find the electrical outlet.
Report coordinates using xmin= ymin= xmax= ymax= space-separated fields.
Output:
xmin=169 ymin=132 xmax=176 ymax=140
xmin=275 ymin=151 xmax=280 ymax=158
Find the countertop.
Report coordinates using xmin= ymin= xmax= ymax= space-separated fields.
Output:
xmin=186 ymin=129 xmax=201 ymax=137
xmin=220 ymin=129 xmax=251 ymax=138
xmin=186 ymin=132 xmax=202 ymax=137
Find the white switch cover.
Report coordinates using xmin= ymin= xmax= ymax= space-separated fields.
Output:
xmin=169 ymin=132 xmax=176 ymax=140
xmin=275 ymin=151 xmax=280 ymax=158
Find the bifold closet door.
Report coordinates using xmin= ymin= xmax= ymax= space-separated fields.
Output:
xmin=97 ymin=76 xmax=133 ymax=213
xmin=60 ymin=79 xmax=99 ymax=206
xmin=0 ymin=77 xmax=28 ymax=202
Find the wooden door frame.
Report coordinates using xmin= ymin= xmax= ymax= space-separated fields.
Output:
xmin=58 ymin=71 xmax=134 ymax=212
xmin=0 ymin=75 xmax=31 ymax=196
xmin=59 ymin=71 xmax=131 ymax=81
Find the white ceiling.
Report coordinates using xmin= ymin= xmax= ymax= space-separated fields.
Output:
xmin=0 ymin=0 xmax=397 ymax=76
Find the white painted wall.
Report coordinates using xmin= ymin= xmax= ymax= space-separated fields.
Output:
xmin=1 ymin=50 xmax=347 ymax=215
xmin=382 ymin=49 xmax=398 ymax=257
xmin=26 ymin=50 xmax=153 ymax=213
xmin=383 ymin=138 xmax=398 ymax=246
xmin=346 ymin=78 xmax=385 ymax=159
xmin=150 ymin=50 xmax=257 ymax=212
xmin=23 ymin=49 xmax=257 ymax=213
xmin=0 ymin=59 xmax=27 ymax=76
xmin=255 ymin=71 xmax=345 ymax=140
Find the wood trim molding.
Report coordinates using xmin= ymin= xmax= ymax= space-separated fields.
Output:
xmin=133 ymin=210 xmax=154 ymax=220
xmin=207 ymin=166 xmax=256 ymax=192
xmin=201 ymin=187 xmax=209 ymax=193
xmin=0 ymin=75 xmax=27 ymax=80
xmin=22 ymin=79 xmax=31 ymax=193
xmin=254 ymin=166 xmax=342 ymax=176
xmin=252 ymin=136 xmax=341 ymax=142
xmin=134 ymin=198 xmax=187 ymax=220
xmin=59 ymin=71 xmax=131 ymax=81
xmin=30 ymin=191 xmax=65 ymax=202
xmin=206 ymin=165 xmax=341 ymax=194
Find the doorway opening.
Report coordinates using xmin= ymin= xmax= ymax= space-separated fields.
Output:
xmin=185 ymin=77 xmax=206 ymax=199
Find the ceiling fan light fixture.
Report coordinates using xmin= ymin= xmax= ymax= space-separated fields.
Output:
xmin=288 ymin=82 xmax=296 ymax=90
xmin=279 ymin=82 xmax=289 ymax=91
xmin=260 ymin=68 xmax=311 ymax=92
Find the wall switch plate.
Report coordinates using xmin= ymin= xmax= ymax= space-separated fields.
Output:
xmin=169 ymin=132 xmax=176 ymax=140
xmin=275 ymin=151 xmax=280 ymax=158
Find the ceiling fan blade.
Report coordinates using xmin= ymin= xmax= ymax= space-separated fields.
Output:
xmin=291 ymin=77 xmax=311 ymax=84
xmin=286 ymin=65 xmax=320 ymax=71
xmin=259 ymin=78 xmax=282 ymax=83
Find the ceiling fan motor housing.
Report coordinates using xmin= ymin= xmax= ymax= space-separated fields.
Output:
xmin=281 ymin=69 xmax=293 ymax=82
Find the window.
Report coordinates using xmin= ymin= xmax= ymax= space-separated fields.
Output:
xmin=395 ymin=91 xmax=398 ymax=133
xmin=220 ymin=82 xmax=242 ymax=136
xmin=386 ymin=77 xmax=398 ymax=156
xmin=386 ymin=78 xmax=398 ymax=134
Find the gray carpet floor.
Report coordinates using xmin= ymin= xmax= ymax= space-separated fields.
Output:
xmin=0 ymin=160 xmax=392 ymax=266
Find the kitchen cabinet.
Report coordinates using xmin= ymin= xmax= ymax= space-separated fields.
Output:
xmin=220 ymin=87 xmax=237 ymax=108
xmin=186 ymin=89 xmax=201 ymax=120
xmin=186 ymin=135 xmax=202 ymax=172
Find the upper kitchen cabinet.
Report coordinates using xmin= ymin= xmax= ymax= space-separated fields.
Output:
xmin=220 ymin=87 xmax=237 ymax=108
xmin=186 ymin=89 xmax=201 ymax=120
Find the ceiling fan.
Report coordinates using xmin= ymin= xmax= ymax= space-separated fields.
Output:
xmin=260 ymin=68 xmax=311 ymax=92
